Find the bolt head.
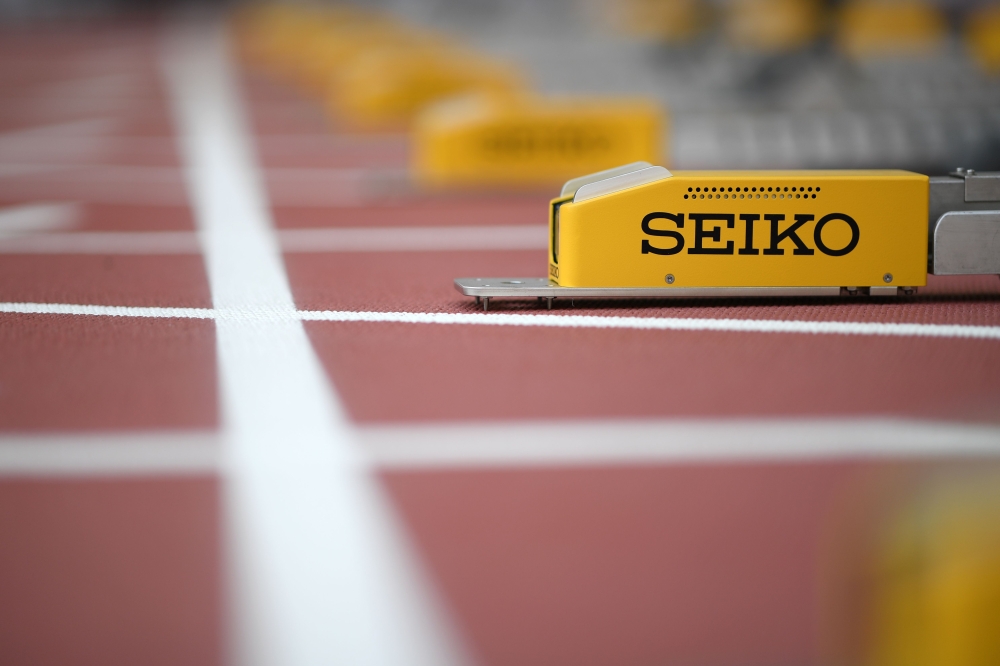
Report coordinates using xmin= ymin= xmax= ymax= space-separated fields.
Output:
xmin=883 ymin=273 xmax=893 ymax=283
xmin=665 ymin=274 xmax=675 ymax=284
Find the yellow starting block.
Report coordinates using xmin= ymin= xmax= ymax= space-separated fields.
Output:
xmin=866 ymin=473 xmax=1000 ymax=666
xmin=966 ymin=5 xmax=1000 ymax=73
xmin=611 ymin=0 xmax=708 ymax=44
xmin=293 ymin=15 xmax=416 ymax=96
xmin=456 ymin=163 xmax=1000 ymax=309
xmin=413 ymin=93 xmax=664 ymax=187
xmin=836 ymin=0 xmax=947 ymax=59
xmin=550 ymin=167 xmax=927 ymax=288
xmin=724 ymin=0 xmax=824 ymax=53
xmin=330 ymin=44 xmax=522 ymax=129
xmin=235 ymin=4 xmax=525 ymax=130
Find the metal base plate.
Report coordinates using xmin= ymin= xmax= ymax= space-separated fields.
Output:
xmin=455 ymin=278 xmax=912 ymax=310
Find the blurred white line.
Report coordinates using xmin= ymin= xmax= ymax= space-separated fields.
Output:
xmin=163 ymin=18 xmax=465 ymax=666
xmin=0 ymin=230 xmax=198 ymax=253
xmin=0 ymin=164 xmax=68 ymax=178
xmin=0 ymin=119 xmax=115 ymax=164
xmin=265 ymin=167 xmax=409 ymax=206
xmin=0 ymin=225 xmax=547 ymax=254
xmin=0 ymin=119 xmax=116 ymax=141
xmin=0 ymin=165 xmax=188 ymax=205
xmin=0 ymin=202 xmax=78 ymax=235
xmin=0 ymin=164 xmax=405 ymax=206
xmin=280 ymin=225 xmax=546 ymax=252
xmin=359 ymin=418 xmax=1000 ymax=469
xmin=0 ymin=431 xmax=219 ymax=476
xmin=1 ymin=418 xmax=995 ymax=478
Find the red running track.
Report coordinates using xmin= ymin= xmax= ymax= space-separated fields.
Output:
xmin=0 ymin=19 xmax=998 ymax=666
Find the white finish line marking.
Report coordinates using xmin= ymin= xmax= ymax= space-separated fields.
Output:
xmin=3 ymin=301 xmax=1000 ymax=340
xmin=162 ymin=19 xmax=462 ymax=666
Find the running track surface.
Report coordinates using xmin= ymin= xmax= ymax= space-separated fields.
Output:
xmin=1 ymin=19 xmax=999 ymax=666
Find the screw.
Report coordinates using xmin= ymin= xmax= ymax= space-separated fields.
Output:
xmin=883 ymin=273 xmax=893 ymax=283
xmin=665 ymin=274 xmax=675 ymax=284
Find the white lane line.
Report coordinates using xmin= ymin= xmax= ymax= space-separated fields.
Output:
xmin=0 ymin=231 xmax=200 ymax=254
xmin=301 ymin=310 xmax=1000 ymax=340
xmin=162 ymin=19 xmax=464 ymax=666
xmin=0 ymin=165 xmax=189 ymax=205
xmin=2 ymin=418 xmax=996 ymax=478
xmin=359 ymin=418 xmax=1000 ymax=469
xmin=279 ymin=224 xmax=546 ymax=252
xmin=265 ymin=166 xmax=409 ymax=206
xmin=0 ymin=225 xmax=547 ymax=254
xmin=3 ymin=301 xmax=1000 ymax=340
xmin=0 ymin=302 xmax=215 ymax=318
xmin=0 ymin=164 xmax=404 ymax=206
xmin=0 ymin=431 xmax=219 ymax=476
xmin=0 ymin=202 xmax=79 ymax=235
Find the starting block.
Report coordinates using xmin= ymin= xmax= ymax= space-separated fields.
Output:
xmin=836 ymin=0 xmax=947 ymax=58
xmin=456 ymin=163 xmax=1000 ymax=309
xmin=865 ymin=474 xmax=1000 ymax=666
xmin=724 ymin=0 xmax=824 ymax=52
xmin=611 ymin=0 xmax=707 ymax=43
xmin=330 ymin=44 xmax=522 ymax=129
xmin=967 ymin=5 xmax=1000 ymax=73
xmin=413 ymin=93 xmax=664 ymax=187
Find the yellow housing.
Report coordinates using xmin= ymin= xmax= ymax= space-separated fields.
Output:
xmin=867 ymin=475 xmax=1000 ymax=666
xmin=234 ymin=4 xmax=407 ymax=92
xmin=413 ymin=93 xmax=664 ymax=187
xmin=836 ymin=0 xmax=947 ymax=58
xmin=612 ymin=0 xmax=708 ymax=43
xmin=549 ymin=170 xmax=928 ymax=288
xmin=966 ymin=5 xmax=1000 ymax=73
xmin=330 ymin=44 xmax=522 ymax=129
xmin=725 ymin=0 xmax=824 ymax=53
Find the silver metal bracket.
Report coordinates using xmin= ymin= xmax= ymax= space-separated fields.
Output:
xmin=925 ymin=173 xmax=1000 ymax=274
xmin=455 ymin=278 xmax=914 ymax=310
xmin=932 ymin=211 xmax=1000 ymax=275
xmin=950 ymin=168 xmax=1000 ymax=203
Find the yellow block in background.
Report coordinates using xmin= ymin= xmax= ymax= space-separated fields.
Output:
xmin=550 ymin=169 xmax=927 ymax=288
xmin=867 ymin=474 xmax=1000 ymax=666
xmin=235 ymin=4 xmax=414 ymax=95
xmin=724 ymin=0 xmax=824 ymax=53
xmin=611 ymin=0 xmax=709 ymax=44
xmin=836 ymin=0 xmax=947 ymax=59
xmin=330 ymin=44 xmax=522 ymax=130
xmin=967 ymin=5 xmax=1000 ymax=74
xmin=412 ymin=93 xmax=664 ymax=188
xmin=292 ymin=15 xmax=415 ymax=95
xmin=234 ymin=3 xmax=317 ymax=69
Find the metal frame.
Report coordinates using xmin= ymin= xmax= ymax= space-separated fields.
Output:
xmin=454 ymin=278 xmax=913 ymax=311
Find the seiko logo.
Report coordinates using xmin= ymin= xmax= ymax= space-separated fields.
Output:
xmin=641 ymin=212 xmax=860 ymax=257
